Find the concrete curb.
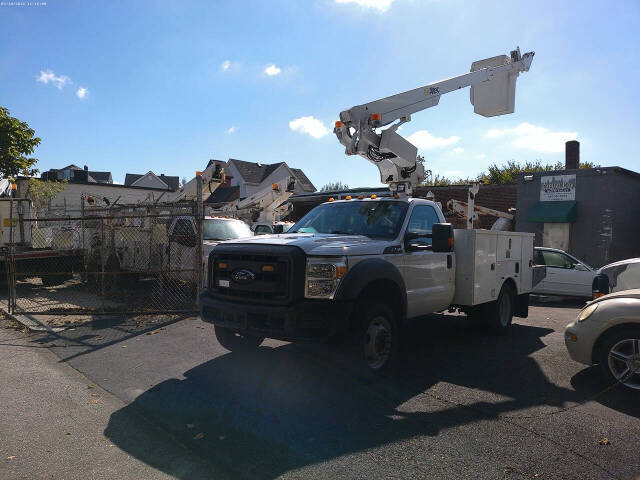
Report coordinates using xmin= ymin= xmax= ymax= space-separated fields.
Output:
xmin=0 ymin=306 xmax=66 ymax=332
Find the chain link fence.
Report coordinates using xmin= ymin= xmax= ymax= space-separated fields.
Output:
xmin=5 ymin=200 xmax=203 ymax=315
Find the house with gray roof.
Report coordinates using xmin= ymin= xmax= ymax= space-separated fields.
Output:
xmin=41 ymin=164 xmax=113 ymax=184
xmin=226 ymin=159 xmax=316 ymax=199
xmin=124 ymin=171 xmax=180 ymax=191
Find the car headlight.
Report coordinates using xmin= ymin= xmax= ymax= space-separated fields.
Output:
xmin=305 ymin=257 xmax=347 ymax=299
xmin=577 ymin=303 xmax=598 ymax=322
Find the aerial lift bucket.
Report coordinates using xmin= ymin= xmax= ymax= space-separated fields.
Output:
xmin=470 ymin=55 xmax=519 ymax=117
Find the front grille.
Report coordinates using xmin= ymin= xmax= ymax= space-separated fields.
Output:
xmin=207 ymin=244 xmax=305 ymax=305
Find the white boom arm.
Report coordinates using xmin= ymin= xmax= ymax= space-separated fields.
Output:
xmin=334 ymin=47 xmax=534 ymax=195
xmin=217 ymin=176 xmax=296 ymax=224
xmin=162 ymin=161 xmax=225 ymax=203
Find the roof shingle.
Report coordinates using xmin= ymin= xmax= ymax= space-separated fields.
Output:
xmin=204 ymin=185 xmax=240 ymax=205
xmin=229 ymin=159 xmax=285 ymax=184
xmin=290 ymin=168 xmax=316 ymax=192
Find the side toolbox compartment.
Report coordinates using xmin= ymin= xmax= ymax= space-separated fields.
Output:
xmin=452 ymin=229 xmax=537 ymax=308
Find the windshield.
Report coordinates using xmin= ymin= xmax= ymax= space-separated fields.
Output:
xmin=203 ymin=219 xmax=253 ymax=240
xmin=289 ymin=201 xmax=408 ymax=239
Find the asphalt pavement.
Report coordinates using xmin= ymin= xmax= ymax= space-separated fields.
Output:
xmin=2 ymin=299 xmax=640 ymax=479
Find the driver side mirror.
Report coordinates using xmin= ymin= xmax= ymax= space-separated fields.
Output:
xmin=574 ymin=263 xmax=588 ymax=272
xmin=592 ymin=273 xmax=610 ymax=299
xmin=432 ymin=223 xmax=454 ymax=253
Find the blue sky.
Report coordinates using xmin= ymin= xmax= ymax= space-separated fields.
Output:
xmin=1 ymin=0 xmax=639 ymax=188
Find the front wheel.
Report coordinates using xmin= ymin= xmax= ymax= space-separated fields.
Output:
xmin=214 ymin=325 xmax=264 ymax=352
xmin=598 ymin=327 xmax=640 ymax=391
xmin=358 ymin=303 xmax=400 ymax=375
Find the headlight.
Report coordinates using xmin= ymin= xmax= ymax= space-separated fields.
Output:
xmin=577 ymin=303 xmax=598 ymax=322
xmin=305 ymin=257 xmax=347 ymax=299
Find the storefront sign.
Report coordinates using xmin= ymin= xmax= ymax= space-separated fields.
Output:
xmin=540 ymin=174 xmax=576 ymax=201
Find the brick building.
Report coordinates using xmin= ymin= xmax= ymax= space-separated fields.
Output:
xmin=413 ymin=184 xmax=517 ymax=229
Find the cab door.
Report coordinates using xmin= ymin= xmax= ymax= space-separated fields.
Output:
xmin=400 ymin=205 xmax=455 ymax=318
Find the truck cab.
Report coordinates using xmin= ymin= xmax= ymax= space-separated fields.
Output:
xmin=200 ymin=196 xmax=537 ymax=373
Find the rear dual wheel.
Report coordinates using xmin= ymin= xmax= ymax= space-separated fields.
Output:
xmin=467 ymin=284 xmax=515 ymax=335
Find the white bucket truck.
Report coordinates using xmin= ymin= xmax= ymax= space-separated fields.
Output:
xmin=199 ymin=48 xmax=545 ymax=373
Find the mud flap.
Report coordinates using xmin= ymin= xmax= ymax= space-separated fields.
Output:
xmin=514 ymin=293 xmax=529 ymax=318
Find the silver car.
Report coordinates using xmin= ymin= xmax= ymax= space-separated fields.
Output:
xmin=533 ymin=247 xmax=596 ymax=298
xmin=565 ymin=289 xmax=640 ymax=391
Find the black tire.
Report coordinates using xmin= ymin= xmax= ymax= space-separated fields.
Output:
xmin=357 ymin=302 xmax=400 ymax=375
xmin=597 ymin=326 xmax=640 ymax=391
xmin=484 ymin=283 xmax=515 ymax=335
xmin=214 ymin=325 xmax=264 ymax=352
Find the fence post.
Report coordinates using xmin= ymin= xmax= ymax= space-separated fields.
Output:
xmin=8 ymin=197 xmax=15 ymax=314
xmin=196 ymin=175 xmax=203 ymax=293
xmin=100 ymin=217 xmax=105 ymax=312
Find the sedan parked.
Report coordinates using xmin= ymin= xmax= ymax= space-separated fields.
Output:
xmin=565 ymin=289 xmax=640 ymax=391
xmin=533 ymin=247 xmax=596 ymax=298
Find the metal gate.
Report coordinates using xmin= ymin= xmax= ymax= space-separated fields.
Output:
xmin=5 ymin=200 xmax=203 ymax=315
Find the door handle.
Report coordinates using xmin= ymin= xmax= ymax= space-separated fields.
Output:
xmin=447 ymin=254 xmax=452 ymax=269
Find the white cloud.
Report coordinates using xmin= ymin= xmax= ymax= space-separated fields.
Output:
xmin=289 ymin=116 xmax=330 ymax=139
xmin=475 ymin=153 xmax=486 ymax=159
xmin=450 ymin=147 xmax=464 ymax=154
xmin=334 ymin=0 xmax=396 ymax=12
xmin=226 ymin=126 xmax=237 ymax=135
xmin=76 ymin=87 xmax=88 ymax=99
xmin=36 ymin=70 xmax=71 ymax=89
xmin=406 ymin=130 xmax=460 ymax=149
xmin=485 ymin=122 xmax=578 ymax=153
xmin=264 ymin=64 xmax=281 ymax=76
xmin=221 ymin=60 xmax=231 ymax=71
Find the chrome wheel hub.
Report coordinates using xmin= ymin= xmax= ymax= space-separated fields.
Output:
xmin=608 ymin=338 xmax=640 ymax=390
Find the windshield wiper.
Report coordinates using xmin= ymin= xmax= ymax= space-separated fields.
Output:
xmin=330 ymin=230 xmax=351 ymax=234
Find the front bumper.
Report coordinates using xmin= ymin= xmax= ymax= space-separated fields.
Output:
xmin=564 ymin=321 xmax=596 ymax=365
xmin=199 ymin=293 xmax=353 ymax=341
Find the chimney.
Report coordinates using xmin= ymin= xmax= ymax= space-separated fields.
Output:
xmin=565 ymin=140 xmax=579 ymax=170
xmin=84 ymin=165 xmax=88 ymax=171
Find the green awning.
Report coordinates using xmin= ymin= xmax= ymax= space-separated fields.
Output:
xmin=526 ymin=201 xmax=577 ymax=223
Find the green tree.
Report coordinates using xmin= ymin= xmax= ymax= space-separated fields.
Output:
xmin=25 ymin=178 xmax=67 ymax=213
xmin=423 ymin=169 xmax=475 ymax=186
xmin=477 ymin=159 xmax=600 ymax=185
xmin=320 ymin=181 xmax=349 ymax=192
xmin=0 ymin=107 xmax=40 ymax=180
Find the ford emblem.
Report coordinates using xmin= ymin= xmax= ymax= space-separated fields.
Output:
xmin=231 ymin=269 xmax=255 ymax=284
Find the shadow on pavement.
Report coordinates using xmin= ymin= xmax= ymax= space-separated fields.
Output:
xmin=104 ymin=313 xmax=593 ymax=479
xmin=29 ymin=314 xmax=192 ymax=362
xmin=570 ymin=366 xmax=640 ymax=419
